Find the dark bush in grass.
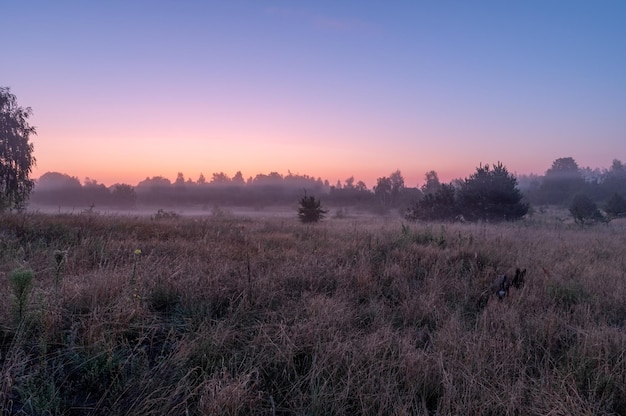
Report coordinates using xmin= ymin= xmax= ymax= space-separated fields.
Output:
xmin=569 ymin=194 xmax=604 ymax=226
xmin=297 ymin=194 xmax=328 ymax=223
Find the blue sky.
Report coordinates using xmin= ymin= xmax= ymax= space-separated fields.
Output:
xmin=3 ymin=1 xmax=625 ymax=186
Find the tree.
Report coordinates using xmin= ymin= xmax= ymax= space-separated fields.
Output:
xmin=421 ymin=170 xmax=441 ymax=195
xmin=174 ymin=172 xmax=185 ymax=186
xmin=406 ymin=183 xmax=458 ymax=221
xmin=457 ymin=162 xmax=528 ymax=222
xmin=83 ymin=177 xmax=112 ymax=206
xmin=548 ymin=157 xmax=581 ymax=175
xmin=36 ymin=172 xmax=81 ymax=190
xmin=232 ymin=171 xmax=245 ymax=185
xmin=602 ymin=159 xmax=626 ymax=197
xmin=0 ymin=87 xmax=36 ymax=210
xmin=569 ymin=194 xmax=603 ymax=227
xmin=211 ymin=172 xmax=231 ymax=185
xmin=538 ymin=157 xmax=584 ymax=205
xmin=297 ymin=193 xmax=328 ymax=223
xmin=31 ymin=172 xmax=83 ymax=206
xmin=389 ymin=170 xmax=405 ymax=207
xmin=111 ymin=183 xmax=137 ymax=208
xmin=136 ymin=176 xmax=172 ymax=192
xmin=374 ymin=177 xmax=392 ymax=209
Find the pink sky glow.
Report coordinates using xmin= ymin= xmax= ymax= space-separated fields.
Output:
xmin=4 ymin=1 xmax=624 ymax=189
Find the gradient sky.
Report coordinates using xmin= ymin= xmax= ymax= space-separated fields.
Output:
xmin=3 ymin=1 xmax=625 ymax=188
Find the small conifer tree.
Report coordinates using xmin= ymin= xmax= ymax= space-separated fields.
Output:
xmin=298 ymin=193 xmax=328 ymax=223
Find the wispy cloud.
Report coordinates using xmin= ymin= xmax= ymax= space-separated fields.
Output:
xmin=266 ymin=7 xmax=380 ymax=34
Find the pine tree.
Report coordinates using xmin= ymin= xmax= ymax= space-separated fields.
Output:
xmin=297 ymin=193 xmax=328 ymax=223
xmin=458 ymin=162 xmax=528 ymax=222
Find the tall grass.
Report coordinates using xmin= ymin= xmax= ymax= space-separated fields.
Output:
xmin=0 ymin=211 xmax=625 ymax=415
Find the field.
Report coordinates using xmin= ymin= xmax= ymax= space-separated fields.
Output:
xmin=1 ymin=210 xmax=625 ymax=415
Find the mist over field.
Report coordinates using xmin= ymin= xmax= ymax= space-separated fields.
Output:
xmin=10 ymin=153 xmax=626 ymax=414
xmin=2 ymin=1 xmax=626 ymax=413
xmin=28 ymin=156 xmax=626 ymax=226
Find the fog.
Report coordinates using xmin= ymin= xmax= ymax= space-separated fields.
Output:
xmin=28 ymin=157 xmax=626 ymax=220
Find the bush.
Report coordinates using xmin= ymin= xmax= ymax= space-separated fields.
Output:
xmin=603 ymin=193 xmax=626 ymax=220
xmin=569 ymin=194 xmax=604 ymax=226
xmin=152 ymin=209 xmax=180 ymax=220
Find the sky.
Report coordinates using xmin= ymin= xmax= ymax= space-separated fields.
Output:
xmin=3 ymin=0 xmax=625 ymax=188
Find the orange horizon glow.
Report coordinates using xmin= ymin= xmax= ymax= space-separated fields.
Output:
xmin=28 ymin=110 xmax=604 ymax=190
xmin=30 ymin=148 xmax=466 ymax=188
xmin=7 ymin=2 xmax=624 ymax=191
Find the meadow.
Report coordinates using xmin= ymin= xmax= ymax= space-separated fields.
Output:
xmin=0 ymin=209 xmax=625 ymax=415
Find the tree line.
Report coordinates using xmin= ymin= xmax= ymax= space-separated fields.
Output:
xmin=405 ymin=157 xmax=626 ymax=223
xmin=28 ymin=155 xmax=626 ymax=225
xmin=2 ymin=87 xmax=625 ymax=223
xmin=29 ymin=170 xmax=399 ymax=210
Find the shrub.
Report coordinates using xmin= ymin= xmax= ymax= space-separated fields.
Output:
xmin=603 ymin=193 xmax=626 ymax=220
xmin=152 ymin=208 xmax=180 ymax=220
xmin=569 ymin=194 xmax=604 ymax=226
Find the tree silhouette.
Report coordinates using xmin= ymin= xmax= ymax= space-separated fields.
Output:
xmin=603 ymin=160 xmax=626 ymax=197
xmin=421 ymin=170 xmax=441 ymax=195
xmin=0 ymin=87 xmax=36 ymax=210
xmin=406 ymin=183 xmax=457 ymax=221
xmin=232 ymin=171 xmax=245 ymax=185
xmin=603 ymin=193 xmax=626 ymax=220
xmin=569 ymin=194 xmax=604 ymax=227
xmin=538 ymin=157 xmax=584 ymax=204
xmin=374 ymin=177 xmax=392 ymax=209
xmin=37 ymin=172 xmax=81 ymax=190
xmin=211 ymin=172 xmax=231 ymax=185
xmin=458 ymin=162 xmax=528 ymax=221
xmin=407 ymin=163 xmax=527 ymax=222
xmin=389 ymin=170 xmax=405 ymax=206
xmin=174 ymin=172 xmax=186 ymax=186
xmin=111 ymin=184 xmax=137 ymax=208
xmin=297 ymin=193 xmax=328 ymax=223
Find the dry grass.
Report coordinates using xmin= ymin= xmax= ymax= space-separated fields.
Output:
xmin=0 ymin=210 xmax=625 ymax=415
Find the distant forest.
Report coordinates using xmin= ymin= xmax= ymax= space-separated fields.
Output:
xmin=30 ymin=157 xmax=626 ymax=216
